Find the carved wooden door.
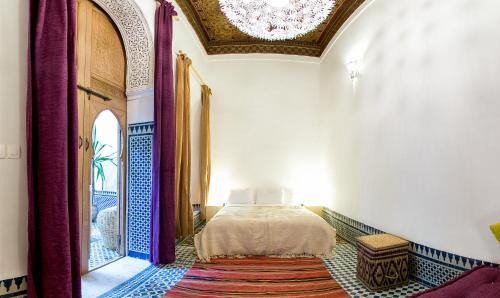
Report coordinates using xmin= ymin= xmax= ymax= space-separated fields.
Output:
xmin=77 ymin=0 xmax=127 ymax=274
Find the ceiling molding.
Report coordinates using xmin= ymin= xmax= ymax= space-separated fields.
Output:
xmin=174 ymin=0 xmax=365 ymax=57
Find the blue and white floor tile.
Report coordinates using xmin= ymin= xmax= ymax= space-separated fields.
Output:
xmin=324 ymin=239 xmax=428 ymax=297
xmin=98 ymin=238 xmax=195 ymax=298
xmin=89 ymin=223 xmax=121 ymax=271
xmin=98 ymin=234 xmax=429 ymax=298
xmin=82 ymin=256 xmax=150 ymax=298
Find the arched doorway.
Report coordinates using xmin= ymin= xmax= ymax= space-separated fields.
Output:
xmin=77 ymin=0 xmax=127 ymax=274
xmin=88 ymin=110 xmax=124 ymax=271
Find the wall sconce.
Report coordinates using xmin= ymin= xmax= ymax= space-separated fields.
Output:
xmin=491 ymin=222 xmax=500 ymax=242
xmin=347 ymin=60 xmax=360 ymax=80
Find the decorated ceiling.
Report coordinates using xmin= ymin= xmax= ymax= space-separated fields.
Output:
xmin=175 ymin=0 xmax=365 ymax=57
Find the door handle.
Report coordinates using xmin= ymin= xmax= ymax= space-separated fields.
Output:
xmin=79 ymin=136 xmax=83 ymax=149
xmin=85 ymin=138 xmax=90 ymax=151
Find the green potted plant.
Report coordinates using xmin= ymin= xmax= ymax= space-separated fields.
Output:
xmin=91 ymin=126 xmax=117 ymax=222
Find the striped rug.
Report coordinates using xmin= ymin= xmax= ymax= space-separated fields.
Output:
xmin=165 ymin=257 xmax=348 ymax=297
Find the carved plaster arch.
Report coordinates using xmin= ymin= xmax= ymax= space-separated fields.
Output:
xmin=92 ymin=0 xmax=154 ymax=95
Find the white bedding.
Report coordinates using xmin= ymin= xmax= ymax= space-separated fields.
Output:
xmin=194 ymin=205 xmax=336 ymax=262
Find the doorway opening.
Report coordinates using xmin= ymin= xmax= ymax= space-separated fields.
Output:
xmin=77 ymin=0 xmax=128 ymax=274
xmin=89 ymin=110 xmax=124 ymax=270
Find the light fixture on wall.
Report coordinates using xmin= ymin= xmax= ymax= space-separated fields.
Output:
xmin=219 ymin=0 xmax=335 ymax=41
xmin=347 ymin=60 xmax=360 ymax=80
xmin=491 ymin=222 xmax=500 ymax=242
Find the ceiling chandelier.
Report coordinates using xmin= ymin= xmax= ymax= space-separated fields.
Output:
xmin=219 ymin=0 xmax=336 ymax=41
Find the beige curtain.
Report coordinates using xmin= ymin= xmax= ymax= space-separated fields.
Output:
xmin=175 ymin=54 xmax=193 ymax=238
xmin=199 ymin=85 xmax=212 ymax=221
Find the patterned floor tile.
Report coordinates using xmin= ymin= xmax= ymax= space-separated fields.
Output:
xmin=100 ymin=233 xmax=429 ymax=298
xmin=324 ymin=239 xmax=428 ymax=298
xmin=89 ymin=223 xmax=121 ymax=271
xmin=99 ymin=240 xmax=196 ymax=298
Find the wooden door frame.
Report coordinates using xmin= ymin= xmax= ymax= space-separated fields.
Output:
xmin=81 ymin=97 xmax=127 ymax=273
xmin=78 ymin=0 xmax=128 ymax=274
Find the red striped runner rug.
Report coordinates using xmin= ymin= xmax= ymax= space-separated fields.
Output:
xmin=165 ymin=257 xmax=348 ymax=297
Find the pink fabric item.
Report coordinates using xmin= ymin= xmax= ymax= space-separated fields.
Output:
xmin=150 ymin=0 xmax=178 ymax=265
xmin=410 ymin=266 xmax=500 ymax=298
xmin=27 ymin=0 xmax=81 ymax=296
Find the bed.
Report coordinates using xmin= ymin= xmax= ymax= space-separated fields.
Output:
xmin=194 ymin=204 xmax=336 ymax=262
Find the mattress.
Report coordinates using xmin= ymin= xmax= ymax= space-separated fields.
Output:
xmin=194 ymin=205 xmax=336 ymax=262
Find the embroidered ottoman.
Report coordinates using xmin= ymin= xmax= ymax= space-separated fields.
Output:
xmin=356 ymin=233 xmax=409 ymax=291
xmin=97 ymin=206 xmax=119 ymax=250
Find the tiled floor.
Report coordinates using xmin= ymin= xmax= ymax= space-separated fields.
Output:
xmin=93 ymin=236 xmax=429 ymax=298
xmin=97 ymin=237 xmax=196 ymax=297
xmin=326 ymin=239 xmax=428 ymax=297
xmin=82 ymin=256 xmax=150 ymax=298
xmin=89 ymin=223 xmax=121 ymax=271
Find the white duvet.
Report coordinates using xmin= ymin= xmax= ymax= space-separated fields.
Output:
xmin=194 ymin=205 xmax=336 ymax=262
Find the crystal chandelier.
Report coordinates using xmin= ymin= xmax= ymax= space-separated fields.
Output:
xmin=219 ymin=0 xmax=335 ymax=41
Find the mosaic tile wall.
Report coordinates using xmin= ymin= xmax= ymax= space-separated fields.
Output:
xmin=0 ymin=276 xmax=27 ymax=297
xmin=126 ymin=122 xmax=209 ymax=260
xmin=322 ymin=207 xmax=499 ymax=288
xmin=93 ymin=190 xmax=118 ymax=214
xmin=127 ymin=122 xmax=154 ymax=260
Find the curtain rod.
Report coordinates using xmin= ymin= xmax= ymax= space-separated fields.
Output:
xmin=155 ymin=0 xmax=180 ymax=21
xmin=177 ymin=50 xmax=207 ymax=86
xmin=77 ymin=84 xmax=111 ymax=101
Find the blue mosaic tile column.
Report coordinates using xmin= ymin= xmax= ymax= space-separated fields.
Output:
xmin=127 ymin=122 xmax=154 ymax=259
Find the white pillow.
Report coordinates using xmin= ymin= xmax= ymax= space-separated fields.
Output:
xmin=227 ymin=188 xmax=255 ymax=205
xmin=255 ymin=188 xmax=284 ymax=205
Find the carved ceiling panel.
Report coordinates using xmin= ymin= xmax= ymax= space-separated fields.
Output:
xmin=175 ymin=0 xmax=365 ymax=57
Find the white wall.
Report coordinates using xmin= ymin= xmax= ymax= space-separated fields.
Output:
xmin=0 ymin=0 xmax=209 ymax=279
xmin=319 ymin=0 xmax=500 ymax=263
xmin=2 ymin=0 xmax=499 ymax=282
xmin=129 ymin=2 xmax=327 ymax=207
xmin=93 ymin=110 xmax=120 ymax=192
xmin=207 ymin=55 xmax=326 ymax=206
xmin=0 ymin=0 xmax=29 ymax=280
xmin=129 ymin=0 xmax=209 ymax=203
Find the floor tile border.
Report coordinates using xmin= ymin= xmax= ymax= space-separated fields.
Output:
xmin=321 ymin=207 xmax=499 ymax=287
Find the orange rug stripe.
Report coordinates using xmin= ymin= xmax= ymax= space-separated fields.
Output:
xmin=165 ymin=257 xmax=348 ymax=298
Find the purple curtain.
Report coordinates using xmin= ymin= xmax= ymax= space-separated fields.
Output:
xmin=150 ymin=0 xmax=178 ymax=265
xmin=27 ymin=0 xmax=81 ymax=297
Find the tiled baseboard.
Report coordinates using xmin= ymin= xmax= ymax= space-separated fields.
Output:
xmin=0 ymin=276 xmax=27 ymax=297
xmin=321 ymin=207 xmax=499 ymax=287
xmin=193 ymin=210 xmax=202 ymax=229
xmin=127 ymin=250 xmax=150 ymax=260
